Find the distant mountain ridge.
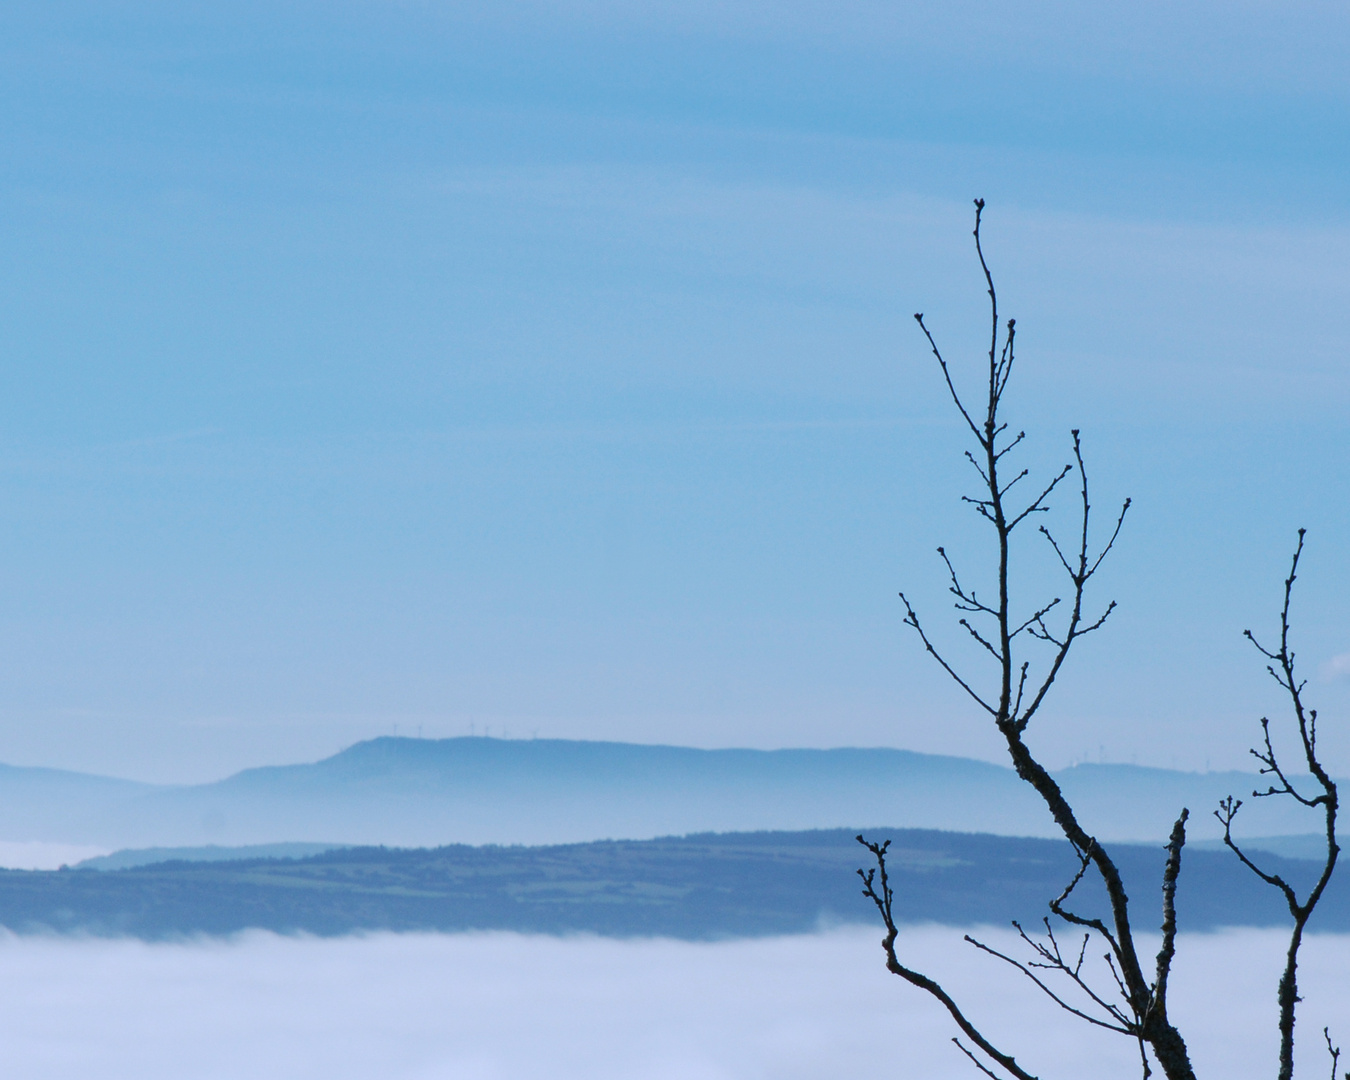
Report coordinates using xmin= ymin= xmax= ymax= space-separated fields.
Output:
xmin=0 ymin=737 xmax=1332 ymax=850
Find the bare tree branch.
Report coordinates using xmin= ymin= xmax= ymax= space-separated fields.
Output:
xmin=1151 ymin=811 xmax=1188 ymax=1013
xmin=963 ymin=930 xmax=1131 ymax=1033
xmin=953 ymin=1038 xmax=1008 ymax=1080
xmin=878 ymin=199 xmax=1196 ymax=1080
xmin=1220 ymin=530 xmax=1340 ymax=1080
xmin=939 ymin=547 xmax=998 ymax=616
xmin=857 ymin=836 xmax=1040 ymax=1080
xmin=1006 ymin=465 xmax=1071 ymax=531
xmin=915 ymin=312 xmax=983 ymax=444
xmin=898 ymin=593 xmax=997 ymax=716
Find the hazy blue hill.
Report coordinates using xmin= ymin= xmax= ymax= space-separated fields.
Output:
xmin=1191 ymin=834 xmax=1335 ymax=861
xmin=148 ymin=738 xmax=1334 ymax=847
xmin=214 ymin=738 xmax=1023 ymax=792
xmin=114 ymin=738 xmax=1050 ymax=848
xmin=0 ymin=764 xmax=153 ymax=792
xmin=0 ymin=764 xmax=165 ymax=841
xmin=76 ymin=843 xmax=345 ymax=871
xmin=0 ymin=737 xmax=1333 ymax=850
xmin=1055 ymin=762 xmax=1271 ymax=799
xmin=0 ymin=828 xmax=1341 ymax=941
xmin=1052 ymin=762 xmax=1310 ymax=839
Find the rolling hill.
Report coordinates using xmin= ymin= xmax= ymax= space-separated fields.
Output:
xmin=2 ymin=828 xmax=1341 ymax=940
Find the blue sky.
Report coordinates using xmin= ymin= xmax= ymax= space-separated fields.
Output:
xmin=1 ymin=1 xmax=1348 ymax=781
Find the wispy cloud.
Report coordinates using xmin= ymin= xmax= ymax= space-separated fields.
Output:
xmin=1322 ymin=652 xmax=1350 ymax=682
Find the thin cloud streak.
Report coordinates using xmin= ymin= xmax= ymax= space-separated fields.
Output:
xmin=1322 ymin=652 xmax=1350 ymax=682
xmin=0 ymin=927 xmax=1344 ymax=1078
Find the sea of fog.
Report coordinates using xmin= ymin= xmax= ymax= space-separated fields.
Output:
xmin=0 ymin=926 xmax=1345 ymax=1078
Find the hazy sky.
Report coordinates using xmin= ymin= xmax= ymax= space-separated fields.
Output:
xmin=0 ymin=927 xmax=1346 ymax=1078
xmin=2 ymin=2 xmax=1349 ymax=781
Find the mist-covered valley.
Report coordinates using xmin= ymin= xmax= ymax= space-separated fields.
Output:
xmin=2 ymin=741 xmax=1342 ymax=1080
xmin=5 ymin=0 xmax=1349 ymax=1073
xmin=0 ymin=926 xmax=1344 ymax=1080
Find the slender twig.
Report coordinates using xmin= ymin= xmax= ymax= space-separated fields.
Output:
xmin=964 ymin=931 xmax=1130 ymax=1033
xmin=953 ymin=1038 xmax=1007 ymax=1080
xmin=899 ymin=593 xmax=997 ymax=716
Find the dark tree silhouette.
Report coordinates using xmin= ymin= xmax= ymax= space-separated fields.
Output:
xmin=1218 ymin=530 xmax=1340 ymax=1080
xmin=857 ymin=199 xmax=1342 ymax=1080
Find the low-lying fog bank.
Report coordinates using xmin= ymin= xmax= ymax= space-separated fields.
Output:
xmin=0 ymin=841 xmax=111 ymax=870
xmin=0 ymin=927 xmax=1345 ymax=1077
